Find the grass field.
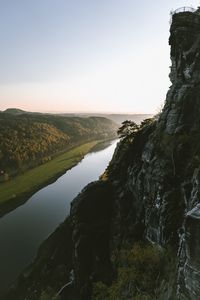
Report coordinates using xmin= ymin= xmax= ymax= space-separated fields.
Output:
xmin=0 ymin=141 xmax=99 ymax=215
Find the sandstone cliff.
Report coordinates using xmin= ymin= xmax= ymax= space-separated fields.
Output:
xmin=70 ymin=9 xmax=200 ymax=300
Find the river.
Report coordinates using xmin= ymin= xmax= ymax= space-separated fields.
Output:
xmin=0 ymin=139 xmax=118 ymax=294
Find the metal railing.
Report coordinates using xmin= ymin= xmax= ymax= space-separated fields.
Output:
xmin=171 ymin=6 xmax=196 ymax=15
xmin=169 ymin=7 xmax=198 ymax=24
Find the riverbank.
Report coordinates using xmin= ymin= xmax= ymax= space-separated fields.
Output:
xmin=0 ymin=140 xmax=100 ymax=217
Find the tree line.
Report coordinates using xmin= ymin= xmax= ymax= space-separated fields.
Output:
xmin=0 ymin=113 xmax=118 ymax=182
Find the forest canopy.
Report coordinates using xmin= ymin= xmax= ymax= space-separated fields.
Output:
xmin=0 ymin=112 xmax=118 ymax=181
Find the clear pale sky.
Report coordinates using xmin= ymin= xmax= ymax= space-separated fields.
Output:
xmin=0 ymin=0 xmax=199 ymax=114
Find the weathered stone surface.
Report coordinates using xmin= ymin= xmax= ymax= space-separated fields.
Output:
xmin=69 ymin=9 xmax=200 ymax=300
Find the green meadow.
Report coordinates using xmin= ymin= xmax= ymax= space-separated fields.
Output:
xmin=0 ymin=141 xmax=99 ymax=214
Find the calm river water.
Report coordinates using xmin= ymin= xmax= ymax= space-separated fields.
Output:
xmin=0 ymin=140 xmax=118 ymax=293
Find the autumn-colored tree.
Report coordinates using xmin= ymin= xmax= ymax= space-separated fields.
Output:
xmin=0 ymin=112 xmax=117 ymax=178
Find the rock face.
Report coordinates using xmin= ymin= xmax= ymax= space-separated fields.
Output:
xmin=70 ymin=9 xmax=200 ymax=300
xmin=70 ymin=181 xmax=113 ymax=300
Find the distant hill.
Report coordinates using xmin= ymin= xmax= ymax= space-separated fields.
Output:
xmin=3 ymin=108 xmax=27 ymax=115
xmin=0 ymin=112 xmax=118 ymax=180
xmin=3 ymin=109 xmax=153 ymax=124
xmin=103 ymin=114 xmax=154 ymax=124
xmin=58 ymin=113 xmax=154 ymax=125
xmin=3 ymin=108 xmax=43 ymax=116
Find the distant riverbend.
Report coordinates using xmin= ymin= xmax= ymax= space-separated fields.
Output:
xmin=0 ymin=139 xmax=118 ymax=295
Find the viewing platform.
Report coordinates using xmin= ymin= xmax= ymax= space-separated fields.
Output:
xmin=170 ymin=6 xmax=200 ymax=24
xmin=171 ymin=6 xmax=196 ymax=15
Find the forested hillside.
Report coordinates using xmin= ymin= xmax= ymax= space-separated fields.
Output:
xmin=0 ymin=112 xmax=117 ymax=181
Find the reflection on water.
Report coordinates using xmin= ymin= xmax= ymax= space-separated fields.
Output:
xmin=0 ymin=140 xmax=118 ymax=293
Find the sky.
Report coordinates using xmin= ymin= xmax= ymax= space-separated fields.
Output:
xmin=0 ymin=0 xmax=199 ymax=114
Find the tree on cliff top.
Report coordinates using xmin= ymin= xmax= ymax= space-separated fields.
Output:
xmin=117 ymin=120 xmax=139 ymax=140
xmin=140 ymin=118 xmax=155 ymax=129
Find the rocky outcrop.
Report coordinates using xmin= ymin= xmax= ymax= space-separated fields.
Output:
xmin=70 ymin=9 xmax=200 ymax=300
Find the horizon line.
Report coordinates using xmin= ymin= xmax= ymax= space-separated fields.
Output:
xmin=1 ymin=107 xmax=154 ymax=115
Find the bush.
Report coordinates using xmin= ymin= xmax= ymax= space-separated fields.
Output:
xmin=93 ymin=243 xmax=163 ymax=300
